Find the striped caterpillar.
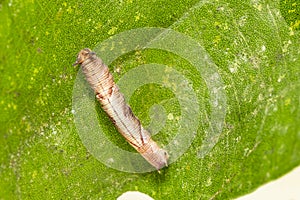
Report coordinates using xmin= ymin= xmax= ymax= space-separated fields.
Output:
xmin=73 ymin=48 xmax=169 ymax=170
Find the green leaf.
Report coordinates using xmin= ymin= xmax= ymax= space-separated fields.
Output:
xmin=0 ymin=0 xmax=299 ymax=199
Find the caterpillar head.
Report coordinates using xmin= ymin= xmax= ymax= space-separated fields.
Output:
xmin=73 ymin=48 xmax=95 ymax=66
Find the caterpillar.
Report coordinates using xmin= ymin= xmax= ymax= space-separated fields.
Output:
xmin=73 ymin=48 xmax=169 ymax=170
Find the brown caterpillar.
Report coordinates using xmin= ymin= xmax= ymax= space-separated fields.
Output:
xmin=73 ymin=48 xmax=169 ymax=170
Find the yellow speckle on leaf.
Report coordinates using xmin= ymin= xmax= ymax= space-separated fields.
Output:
xmin=62 ymin=2 xmax=67 ymax=7
xmin=253 ymin=3 xmax=262 ymax=11
xmin=25 ymin=123 xmax=31 ymax=132
xmin=213 ymin=35 xmax=221 ymax=45
xmin=288 ymin=9 xmax=295 ymax=13
xmin=45 ymin=31 xmax=49 ymax=36
xmin=32 ymin=170 xmax=37 ymax=179
xmin=108 ymin=26 xmax=117 ymax=35
xmin=66 ymin=6 xmax=73 ymax=13
xmin=214 ymin=21 xmax=221 ymax=27
xmin=151 ymin=191 xmax=156 ymax=196
xmin=95 ymin=22 xmax=102 ymax=29
xmin=289 ymin=27 xmax=294 ymax=36
xmin=135 ymin=12 xmax=141 ymax=21
xmin=205 ymin=177 xmax=212 ymax=187
xmin=285 ymin=98 xmax=291 ymax=106
xmin=33 ymin=68 xmax=39 ymax=75
xmin=7 ymin=102 xmax=17 ymax=110
xmin=291 ymin=20 xmax=300 ymax=30
xmin=257 ymin=4 xmax=262 ymax=11
xmin=223 ymin=22 xmax=229 ymax=30
xmin=168 ymin=113 xmax=174 ymax=120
